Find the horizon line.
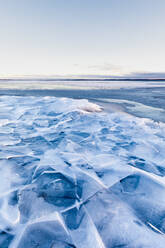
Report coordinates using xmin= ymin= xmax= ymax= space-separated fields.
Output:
xmin=0 ymin=77 xmax=165 ymax=82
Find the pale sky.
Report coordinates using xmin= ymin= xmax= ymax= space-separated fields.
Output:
xmin=0 ymin=0 xmax=165 ymax=77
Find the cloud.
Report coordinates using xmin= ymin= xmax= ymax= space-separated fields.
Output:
xmin=86 ymin=63 xmax=124 ymax=75
xmin=125 ymin=72 xmax=165 ymax=79
xmin=87 ymin=63 xmax=121 ymax=71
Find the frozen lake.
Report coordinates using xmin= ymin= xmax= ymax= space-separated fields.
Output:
xmin=0 ymin=80 xmax=165 ymax=247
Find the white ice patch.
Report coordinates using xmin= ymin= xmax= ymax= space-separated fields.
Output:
xmin=0 ymin=96 xmax=165 ymax=247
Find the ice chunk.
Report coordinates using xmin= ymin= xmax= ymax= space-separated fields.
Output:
xmin=16 ymin=217 xmax=75 ymax=248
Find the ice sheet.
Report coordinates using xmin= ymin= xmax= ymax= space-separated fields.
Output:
xmin=0 ymin=96 xmax=165 ymax=247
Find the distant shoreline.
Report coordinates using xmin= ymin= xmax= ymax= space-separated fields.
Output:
xmin=0 ymin=78 xmax=165 ymax=82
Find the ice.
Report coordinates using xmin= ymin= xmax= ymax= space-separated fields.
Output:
xmin=14 ymin=214 xmax=75 ymax=248
xmin=0 ymin=95 xmax=165 ymax=247
xmin=111 ymin=173 xmax=165 ymax=234
xmin=0 ymin=230 xmax=14 ymax=248
xmin=85 ymin=189 xmax=165 ymax=248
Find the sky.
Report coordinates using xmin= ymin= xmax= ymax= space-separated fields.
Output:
xmin=0 ymin=0 xmax=165 ymax=78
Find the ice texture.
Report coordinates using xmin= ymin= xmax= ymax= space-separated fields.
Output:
xmin=0 ymin=96 xmax=165 ymax=247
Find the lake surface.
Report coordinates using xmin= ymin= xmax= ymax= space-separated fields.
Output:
xmin=0 ymin=80 xmax=165 ymax=247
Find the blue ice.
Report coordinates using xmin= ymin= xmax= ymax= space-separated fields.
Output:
xmin=0 ymin=96 xmax=165 ymax=247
